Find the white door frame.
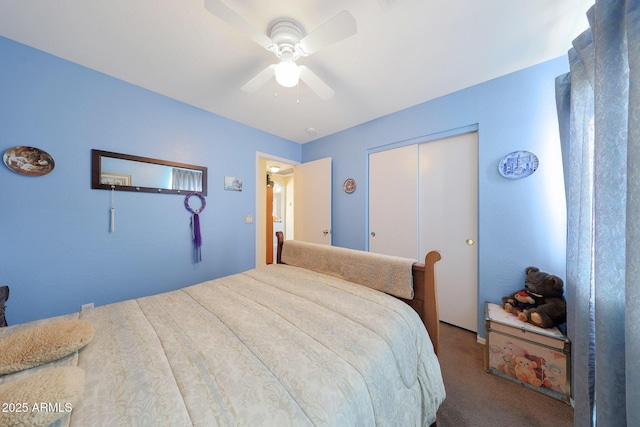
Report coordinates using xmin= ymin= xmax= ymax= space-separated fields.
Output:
xmin=255 ymin=152 xmax=299 ymax=267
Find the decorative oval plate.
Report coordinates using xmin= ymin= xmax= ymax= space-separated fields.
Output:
xmin=343 ymin=178 xmax=356 ymax=194
xmin=498 ymin=151 xmax=538 ymax=179
xmin=3 ymin=146 xmax=55 ymax=177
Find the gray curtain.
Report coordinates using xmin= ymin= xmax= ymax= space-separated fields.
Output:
xmin=172 ymin=168 xmax=203 ymax=192
xmin=555 ymin=1 xmax=640 ymax=426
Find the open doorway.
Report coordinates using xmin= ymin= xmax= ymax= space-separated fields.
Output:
xmin=256 ymin=153 xmax=297 ymax=267
xmin=266 ymin=162 xmax=294 ymax=264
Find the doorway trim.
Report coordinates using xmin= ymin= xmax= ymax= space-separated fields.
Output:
xmin=255 ymin=151 xmax=299 ymax=267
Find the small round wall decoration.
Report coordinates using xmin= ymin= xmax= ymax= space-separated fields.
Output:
xmin=498 ymin=151 xmax=539 ymax=179
xmin=3 ymin=146 xmax=55 ymax=177
xmin=184 ymin=192 xmax=206 ymax=214
xmin=343 ymin=178 xmax=356 ymax=194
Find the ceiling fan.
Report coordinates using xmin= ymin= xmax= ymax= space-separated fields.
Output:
xmin=204 ymin=0 xmax=357 ymax=100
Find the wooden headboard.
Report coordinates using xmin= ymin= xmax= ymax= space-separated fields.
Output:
xmin=275 ymin=232 xmax=441 ymax=356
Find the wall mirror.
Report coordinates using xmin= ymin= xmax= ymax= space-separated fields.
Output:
xmin=91 ymin=149 xmax=207 ymax=195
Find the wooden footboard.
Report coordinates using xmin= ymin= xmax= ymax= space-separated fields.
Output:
xmin=275 ymin=232 xmax=441 ymax=356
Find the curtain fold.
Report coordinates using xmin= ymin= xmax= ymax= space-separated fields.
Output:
xmin=556 ymin=1 xmax=639 ymax=426
xmin=625 ymin=2 xmax=640 ymax=425
xmin=172 ymin=168 xmax=203 ymax=192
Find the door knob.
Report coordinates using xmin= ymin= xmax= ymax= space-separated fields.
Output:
xmin=370 ymin=232 xmax=376 ymax=237
xmin=466 ymin=239 xmax=475 ymax=246
xmin=323 ymin=229 xmax=330 ymax=235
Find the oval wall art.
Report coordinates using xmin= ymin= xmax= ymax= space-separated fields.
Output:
xmin=498 ymin=150 xmax=538 ymax=179
xmin=343 ymin=178 xmax=356 ymax=194
xmin=3 ymin=146 xmax=55 ymax=177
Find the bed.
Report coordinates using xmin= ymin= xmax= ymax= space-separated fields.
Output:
xmin=0 ymin=235 xmax=446 ymax=427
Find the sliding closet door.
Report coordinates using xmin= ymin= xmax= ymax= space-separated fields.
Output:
xmin=368 ymin=145 xmax=418 ymax=258
xmin=419 ymin=132 xmax=478 ymax=332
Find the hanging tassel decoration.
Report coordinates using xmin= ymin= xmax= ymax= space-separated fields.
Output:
xmin=191 ymin=211 xmax=202 ymax=262
xmin=185 ymin=193 xmax=206 ymax=263
xmin=110 ymin=186 xmax=116 ymax=233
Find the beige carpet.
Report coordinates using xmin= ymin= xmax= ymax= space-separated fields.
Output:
xmin=436 ymin=322 xmax=574 ymax=427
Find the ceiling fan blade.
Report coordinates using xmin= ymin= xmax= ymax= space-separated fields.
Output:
xmin=204 ymin=0 xmax=276 ymax=50
xmin=299 ymin=66 xmax=335 ymax=100
xmin=240 ymin=65 xmax=276 ymax=93
xmin=298 ymin=11 xmax=357 ymax=55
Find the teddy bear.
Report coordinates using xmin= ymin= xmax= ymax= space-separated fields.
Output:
xmin=510 ymin=290 xmax=542 ymax=313
xmin=524 ymin=354 xmax=546 ymax=387
xmin=496 ymin=341 xmax=527 ymax=378
xmin=543 ymin=363 xmax=567 ymax=394
xmin=514 ymin=355 xmax=543 ymax=387
xmin=502 ymin=266 xmax=566 ymax=328
xmin=497 ymin=354 xmax=517 ymax=378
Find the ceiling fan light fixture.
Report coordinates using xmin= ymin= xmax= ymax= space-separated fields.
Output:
xmin=274 ymin=60 xmax=300 ymax=88
xmin=204 ymin=4 xmax=357 ymax=99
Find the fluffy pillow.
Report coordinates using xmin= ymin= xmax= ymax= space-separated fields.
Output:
xmin=0 ymin=320 xmax=95 ymax=375
xmin=0 ymin=366 xmax=85 ymax=427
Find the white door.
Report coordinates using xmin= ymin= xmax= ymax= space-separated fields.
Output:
xmin=419 ymin=132 xmax=478 ymax=332
xmin=368 ymin=145 xmax=418 ymax=258
xmin=294 ymin=157 xmax=332 ymax=244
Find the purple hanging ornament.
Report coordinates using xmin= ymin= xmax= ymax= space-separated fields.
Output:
xmin=184 ymin=192 xmax=206 ymax=263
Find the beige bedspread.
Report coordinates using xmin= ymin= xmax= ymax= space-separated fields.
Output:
xmin=0 ymin=264 xmax=445 ymax=426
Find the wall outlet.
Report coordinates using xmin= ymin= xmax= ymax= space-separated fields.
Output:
xmin=81 ymin=303 xmax=94 ymax=311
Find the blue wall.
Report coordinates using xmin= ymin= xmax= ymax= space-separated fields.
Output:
xmin=0 ymin=37 xmax=301 ymax=324
xmin=1 ymin=34 xmax=569 ymax=336
xmin=302 ymin=57 xmax=569 ymax=336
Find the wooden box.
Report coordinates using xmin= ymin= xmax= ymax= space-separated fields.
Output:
xmin=485 ymin=302 xmax=571 ymax=404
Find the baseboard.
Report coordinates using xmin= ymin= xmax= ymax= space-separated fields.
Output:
xmin=477 ymin=336 xmax=486 ymax=345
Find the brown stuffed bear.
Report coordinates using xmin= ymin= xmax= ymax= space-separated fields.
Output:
xmin=502 ymin=267 xmax=566 ymax=328
xmin=514 ymin=356 xmax=543 ymax=387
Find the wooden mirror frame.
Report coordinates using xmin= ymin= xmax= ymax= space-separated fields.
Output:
xmin=91 ymin=149 xmax=208 ymax=195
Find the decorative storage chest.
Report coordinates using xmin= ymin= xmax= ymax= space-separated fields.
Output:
xmin=485 ymin=302 xmax=571 ymax=404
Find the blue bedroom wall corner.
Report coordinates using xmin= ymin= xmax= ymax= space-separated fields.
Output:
xmin=0 ymin=36 xmax=301 ymax=324
xmin=302 ymin=56 xmax=569 ymax=337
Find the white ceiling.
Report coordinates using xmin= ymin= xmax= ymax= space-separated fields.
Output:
xmin=0 ymin=0 xmax=591 ymax=143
